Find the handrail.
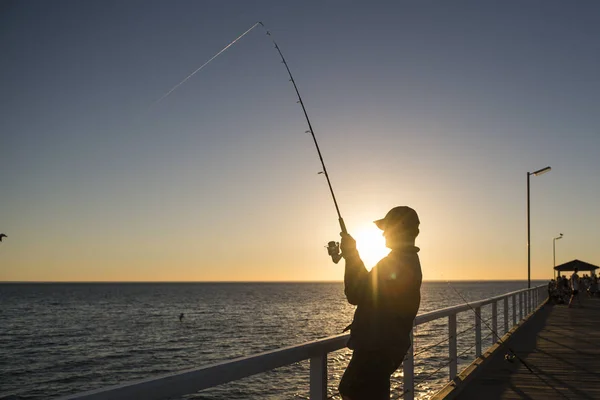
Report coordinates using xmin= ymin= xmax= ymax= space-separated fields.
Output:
xmin=57 ymin=285 xmax=547 ymax=400
xmin=415 ymin=287 xmax=536 ymax=325
xmin=58 ymin=334 xmax=349 ymax=400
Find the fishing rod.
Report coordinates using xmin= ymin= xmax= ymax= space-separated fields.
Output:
xmin=396 ymin=281 xmax=566 ymax=399
xmin=446 ymin=283 xmax=533 ymax=370
xmin=154 ymin=22 xmax=347 ymax=263
xmin=444 ymin=282 xmax=569 ymax=399
xmin=257 ymin=22 xmax=346 ymax=264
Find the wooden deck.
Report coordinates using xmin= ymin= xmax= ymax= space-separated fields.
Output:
xmin=455 ymin=296 xmax=600 ymax=399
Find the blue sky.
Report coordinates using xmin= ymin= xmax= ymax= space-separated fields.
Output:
xmin=1 ymin=1 xmax=599 ymax=281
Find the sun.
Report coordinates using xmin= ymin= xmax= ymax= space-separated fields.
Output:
xmin=353 ymin=225 xmax=390 ymax=270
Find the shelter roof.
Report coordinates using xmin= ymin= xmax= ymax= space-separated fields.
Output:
xmin=554 ymin=259 xmax=598 ymax=272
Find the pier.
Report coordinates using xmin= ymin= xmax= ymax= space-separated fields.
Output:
xmin=58 ymin=285 xmax=548 ymax=400
xmin=434 ymin=296 xmax=600 ymax=399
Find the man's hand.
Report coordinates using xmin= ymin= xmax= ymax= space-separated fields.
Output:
xmin=340 ymin=232 xmax=357 ymax=255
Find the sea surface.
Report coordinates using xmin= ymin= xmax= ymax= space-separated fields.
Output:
xmin=0 ymin=281 xmax=545 ymax=399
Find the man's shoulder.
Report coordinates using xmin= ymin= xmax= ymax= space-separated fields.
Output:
xmin=374 ymin=252 xmax=422 ymax=284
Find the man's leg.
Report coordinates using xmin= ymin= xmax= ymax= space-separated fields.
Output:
xmin=339 ymin=350 xmax=395 ymax=400
xmin=568 ymin=293 xmax=575 ymax=308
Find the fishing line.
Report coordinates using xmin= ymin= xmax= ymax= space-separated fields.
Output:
xmin=153 ymin=21 xmax=347 ymax=262
xmin=152 ymin=22 xmax=262 ymax=106
xmin=443 ymin=281 xmax=569 ymax=400
xmin=446 ymin=282 xmax=533 ymax=370
xmin=394 ymin=280 xmax=566 ymax=399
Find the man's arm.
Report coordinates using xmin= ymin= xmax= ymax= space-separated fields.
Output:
xmin=341 ymin=232 xmax=368 ymax=305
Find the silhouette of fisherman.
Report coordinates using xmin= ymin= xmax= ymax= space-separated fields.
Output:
xmin=179 ymin=313 xmax=184 ymax=322
xmin=338 ymin=206 xmax=422 ymax=400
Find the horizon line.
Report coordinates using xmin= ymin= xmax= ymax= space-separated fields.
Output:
xmin=0 ymin=279 xmax=551 ymax=284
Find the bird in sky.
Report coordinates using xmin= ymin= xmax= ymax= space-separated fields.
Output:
xmin=0 ymin=234 xmax=7 ymax=242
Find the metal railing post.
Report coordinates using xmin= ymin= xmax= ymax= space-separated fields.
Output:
xmin=492 ymin=302 xmax=498 ymax=344
xmin=309 ymin=354 xmax=327 ymax=400
xmin=503 ymin=297 xmax=509 ymax=334
xmin=475 ymin=307 xmax=482 ymax=357
xmin=531 ymin=289 xmax=534 ymax=311
xmin=512 ymin=294 xmax=516 ymax=327
xmin=519 ymin=292 xmax=523 ymax=321
xmin=403 ymin=330 xmax=414 ymax=400
xmin=449 ymin=314 xmax=457 ymax=380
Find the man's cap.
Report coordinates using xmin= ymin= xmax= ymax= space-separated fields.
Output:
xmin=374 ymin=206 xmax=420 ymax=231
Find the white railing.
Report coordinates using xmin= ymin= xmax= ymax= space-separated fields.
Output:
xmin=58 ymin=285 xmax=547 ymax=400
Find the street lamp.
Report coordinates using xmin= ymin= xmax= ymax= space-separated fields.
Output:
xmin=553 ymin=233 xmax=563 ymax=279
xmin=527 ymin=166 xmax=551 ymax=288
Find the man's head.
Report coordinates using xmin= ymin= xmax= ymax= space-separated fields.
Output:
xmin=374 ymin=206 xmax=420 ymax=248
xmin=574 ymin=267 xmax=578 ymax=273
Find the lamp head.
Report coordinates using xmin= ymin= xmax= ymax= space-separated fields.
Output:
xmin=532 ymin=166 xmax=551 ymax=176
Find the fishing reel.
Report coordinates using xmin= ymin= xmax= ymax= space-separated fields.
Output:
xmin=326 ymin=241 xmax=343 ymax=264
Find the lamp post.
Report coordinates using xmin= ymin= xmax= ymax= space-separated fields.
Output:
xmin=527 ymin=166 xmax=551 ymax=288
xmin=553 ymin=233 xmax=563 ymax=279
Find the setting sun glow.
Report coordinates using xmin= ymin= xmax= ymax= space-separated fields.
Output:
xmin=354 ymin=225 xmax=390 ymax=270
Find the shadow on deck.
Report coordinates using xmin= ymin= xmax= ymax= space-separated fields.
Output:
xmin=455 ymin=296 xmax=600 ymax=399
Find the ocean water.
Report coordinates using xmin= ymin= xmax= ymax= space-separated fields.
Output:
xmin=0 ymin=281 xmax=544 ymax=400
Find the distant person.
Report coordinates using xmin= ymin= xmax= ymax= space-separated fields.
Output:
xmin=568 ymin=268 xmax=582 ymax=308
xmin=548 ymin=280 xmax=556 ymax=304
xmin=588 ymin=274 xmax=598 ymax=298
xmin=338 ymin=206 xmax=422 ymax=400
xmin=179 ymin=313 xmax=184 ymax=322
xmin=558 ymin=275 xmax=570 ymax=303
